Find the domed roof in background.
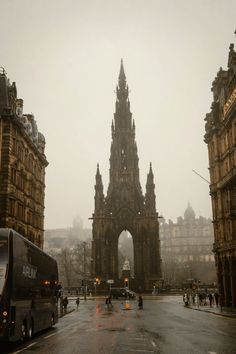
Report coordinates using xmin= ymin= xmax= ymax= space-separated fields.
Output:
xmin=184 ymin=202 xmax=196 ymax=220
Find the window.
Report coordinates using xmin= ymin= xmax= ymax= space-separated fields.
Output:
xmin=17 ymin=203 xmax=25 ymax=222
xmin=9 ymin=199 xmax=15 ymax=216
xmin=11 ymin=167 xmax=17 ymax=184
xmin=28 ymin=154 xmax=34 ymax=173
xmin=18 ymin=170 xmax=25 ymax=190
xmin=12 ymin=138 xmax=17 ymax=153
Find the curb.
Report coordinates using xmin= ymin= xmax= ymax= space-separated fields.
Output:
xmin=188 ymin=306 xmax=236 ymax=319
xmin=59 ymin=308 xmax=75 ymax=318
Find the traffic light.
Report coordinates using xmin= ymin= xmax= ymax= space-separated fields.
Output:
xmin=124 ymin=278 xmax=129 ymax=287
xmin=81 ymin=279 xmax=84 ymax=287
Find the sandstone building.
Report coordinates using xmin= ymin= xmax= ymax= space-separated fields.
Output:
xmin=0 ymin=68 xmax=48 ymax=248
xmin=204 ymin=42 xmax=236 ymax=306
xmin=91 ymin=61 xmax=161 ymax=291
xmin=160 ymin=204 xmax=215 ymax=285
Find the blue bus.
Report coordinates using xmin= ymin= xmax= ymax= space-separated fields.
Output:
xmin=0 ymin=228 xmax=58 ymax=342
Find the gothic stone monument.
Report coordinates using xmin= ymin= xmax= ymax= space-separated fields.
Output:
xmin=91 ymin=60 xmax=161 ymax=291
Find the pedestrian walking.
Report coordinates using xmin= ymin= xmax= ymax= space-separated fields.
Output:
xmin=138 ymin=295 xmax=143 ymax=309
xmin=214 ymin=292 xmax=219 ymax=307
xmin=198 ymin=293 xmax=203 ymax=306
xmin=202 ymin=293 xmax=207 ymax=306
xmin=208 ymin=293 xmax=213 ymax=307
xmin=60 ymin=296 xmax=64 ymax=316
xmin=63 ymin=296 xmax=69 ymax=313
xmin=105 ymin=295 xmax=112 ymax=308
xmin=183 ymin=293 xmax=189 ymax=307
xmin=76 ymin=297 xmax=80 ymax=310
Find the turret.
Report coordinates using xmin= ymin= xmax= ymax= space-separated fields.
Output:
xmin=145 ymin=163 xmax=156 ymax=213
xmin=0 ymin=68 xmax=17 ymax=115
xmin=94 ymin=164 xmax=104 ymax=213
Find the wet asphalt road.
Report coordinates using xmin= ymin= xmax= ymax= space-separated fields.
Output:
xmin=1 ymin=295 xmax=236 ymax=354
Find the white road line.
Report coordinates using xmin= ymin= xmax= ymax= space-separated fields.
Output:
xmin=12 ymin=342 xmax=37 ymax=354
xmin=13 ymin=319 xmax=82 ymax=353
xmin=120 ymin=351 xmax=154 ymax=353
xmin=208 ymin=352 xmax=218 ymax=354
xmin=151 ymin=341 xmax=156 ymax=347
xmin=44 ymin=332 xmax=57 ymax=339
xmin=123 ymin=351 xmax=154 ymax=353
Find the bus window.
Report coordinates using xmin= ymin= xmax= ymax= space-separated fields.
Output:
xmin=0 ymin=235 xmax=8 ymax=296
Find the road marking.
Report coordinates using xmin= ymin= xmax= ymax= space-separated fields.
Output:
xmin=12 ymin=342 xmax=37 ymax=354
xmin=151 ymin=341 xmax=156 ymax=347
xmin=121 ymin=351 xmax=154 ymax=353
xmin=44 ymin=332 xmax=57 ymax=339
xmin=208 ymin=352 xmax=218 ymax=354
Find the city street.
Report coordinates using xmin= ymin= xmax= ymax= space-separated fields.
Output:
xmin=1 ymin=295 xmax=236 ymax=354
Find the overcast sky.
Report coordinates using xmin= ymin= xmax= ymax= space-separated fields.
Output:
xmin=1 ymin=0 xmax=235 ymax=229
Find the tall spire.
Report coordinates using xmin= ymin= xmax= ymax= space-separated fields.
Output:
xmin=106 ymin=59 xmax=144 ymax=211
xmin=116 ymin=58 xmax=129 ymax=103
xmin=119 ymin=58 xmax=126 ymax=89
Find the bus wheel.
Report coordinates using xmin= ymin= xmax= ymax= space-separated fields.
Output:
xmin=28 ymin=319 xmax=33 ymax=339
xmin=21 ymin=321 xmax=27 ymax=341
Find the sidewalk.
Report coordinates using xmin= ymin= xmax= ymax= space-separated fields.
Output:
xmin=188 ymin=303 xmax=236 ymax=318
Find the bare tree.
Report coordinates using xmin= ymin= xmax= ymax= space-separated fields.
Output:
xmin=48 ymin=239 xmax=92 ymax=287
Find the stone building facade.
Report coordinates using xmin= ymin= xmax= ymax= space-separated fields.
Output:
xmin=91 ymin=61 xmax=161 ymax=291
xmin=0 ymin=69 xmax=48 ymax=248
xmin=160 ymin=204 xmax=215 ymax=285
xmin=204 ymin=42 xmax=236 ymax=306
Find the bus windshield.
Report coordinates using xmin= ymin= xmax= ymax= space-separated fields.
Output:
xmin=0 ymin=235 xmax=8 ymax=296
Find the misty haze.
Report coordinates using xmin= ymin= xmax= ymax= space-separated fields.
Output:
xmin=1 ymin=1 xmax=236 ymax=353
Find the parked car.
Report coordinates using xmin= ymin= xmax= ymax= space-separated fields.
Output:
xmin=110 ymin=288 xmax=136 ymax=299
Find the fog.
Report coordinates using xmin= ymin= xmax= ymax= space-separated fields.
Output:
xmin=0 ymin=0 xmax=235 ymax=229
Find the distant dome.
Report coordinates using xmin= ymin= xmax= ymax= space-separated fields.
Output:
xmin=184 ymin=203 xmax=195 ymax=220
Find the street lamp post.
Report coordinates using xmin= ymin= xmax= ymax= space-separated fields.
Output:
xmin=94 ymin=282 xmax=97 ymax=297
xmin=83 ymin=242 xmax=87 ymax=301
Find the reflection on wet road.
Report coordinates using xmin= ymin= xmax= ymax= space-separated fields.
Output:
xmin=1 ymin=296 xmax=236 ymax=354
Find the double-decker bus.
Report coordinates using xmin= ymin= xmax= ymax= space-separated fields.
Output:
xmin=0 ymin=228 xmax=58 ymax=342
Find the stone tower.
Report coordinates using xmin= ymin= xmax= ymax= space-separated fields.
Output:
xmin=91 ymin=60 xmax=161 ymax=291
